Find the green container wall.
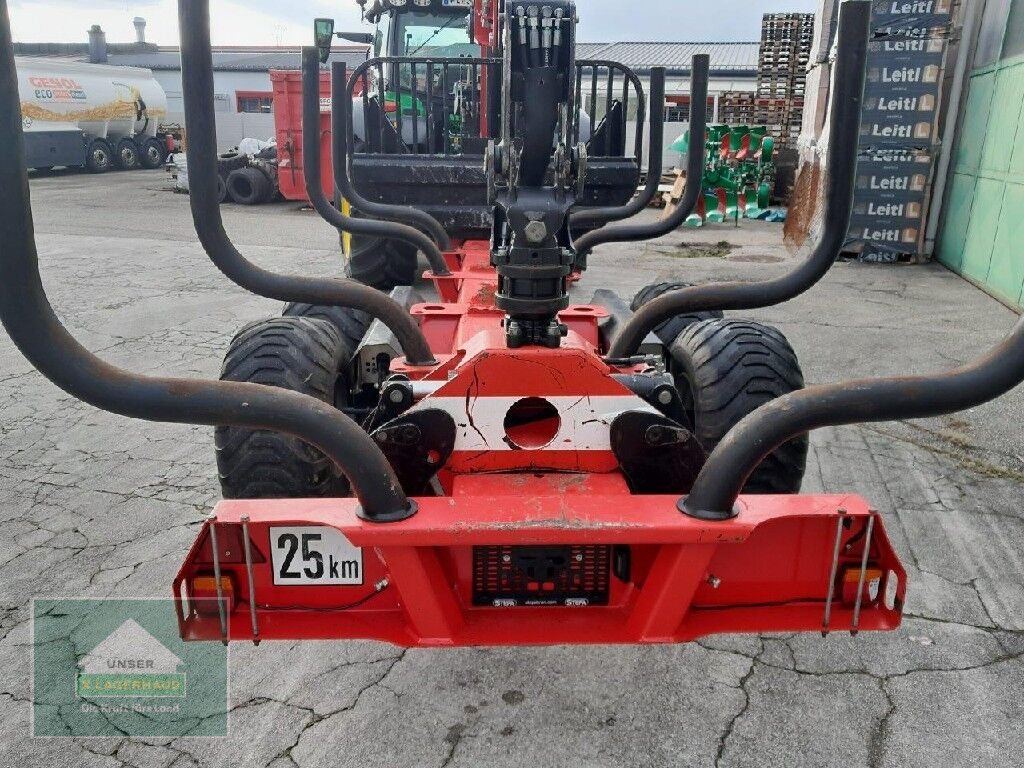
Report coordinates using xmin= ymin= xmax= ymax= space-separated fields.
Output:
xmin=938 ymin=0 xmax=1024 ymax=309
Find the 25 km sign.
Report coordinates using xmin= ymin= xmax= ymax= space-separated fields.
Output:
xmin=269 ymin=526 xmax=364 ymax=586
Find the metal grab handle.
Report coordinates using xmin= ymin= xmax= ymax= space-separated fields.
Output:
xmin=176 ymin=2 xmax=438 ymax=367
xmin=682 ymin=317 xmax=1024 ymax=520
xmin=0 ymin=6 xmax=415 ymax=524
xmin=572 ymin=55 xmax=709 ymax=257
xmin=607 ymin=0 xmax=871 ymax=360
xmin=330 ymin=62 xmax=452 ymax=254
xmin=569 ymin=67 xmax=665 ymax=229
xmin=300 ymin=50 xmax=451 ymax=288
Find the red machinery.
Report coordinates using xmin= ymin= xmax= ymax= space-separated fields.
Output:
xmin=174 ymin=236 xmax=906 ymax=646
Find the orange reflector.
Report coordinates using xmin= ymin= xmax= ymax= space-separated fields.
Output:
xmin=191 ymin=575 xmax=235 ymax=615
xmin=839 ymin=565 xmax=882 ymax=606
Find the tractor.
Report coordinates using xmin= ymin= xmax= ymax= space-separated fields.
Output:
xmin=2 ymin=0 xmax=1024 ymax=648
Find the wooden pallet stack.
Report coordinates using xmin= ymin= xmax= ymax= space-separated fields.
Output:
xmin=717 ymin=92 xmax=756 ymax=126
xmin=755 ymin=12 xmax=813 ymax=148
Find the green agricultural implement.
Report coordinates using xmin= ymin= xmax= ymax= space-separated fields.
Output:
xmin=672 ymin=124 xmax=776 ymax=226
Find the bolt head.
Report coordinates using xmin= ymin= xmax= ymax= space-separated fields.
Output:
xmin=388 ymin=388 xmax=405 ymax=404
xmin=657 ymin=389 xmax=673 ymax=405
xmin=524 ymin=220 xmax=547 ymax=244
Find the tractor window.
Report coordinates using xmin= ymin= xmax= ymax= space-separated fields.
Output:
xmin=397 ymin=12 xmax=477 ymax=57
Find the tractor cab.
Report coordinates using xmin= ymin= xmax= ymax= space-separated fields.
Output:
xmin=371 ymin=2 xmax=480 ymax=60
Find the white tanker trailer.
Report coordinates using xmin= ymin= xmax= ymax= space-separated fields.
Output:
xmin=16 ymin=57 xmax=169 ymax=173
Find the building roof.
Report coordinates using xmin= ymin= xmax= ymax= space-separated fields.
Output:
xmin=15 ymin=39 xmax=756 ymax=77
xmin=12 ymin=41 xmax=370 ymax=72
xmin=106 ymin=47 xmax=370 ymax=72
xmin=105 ymin=46 xmax=370 ymax=72
xmin=576 ymin=41 xmax=760 ymax=76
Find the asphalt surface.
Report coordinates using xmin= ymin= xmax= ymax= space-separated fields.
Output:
xmin=2 ymin=168 xmax=1023 ymax=767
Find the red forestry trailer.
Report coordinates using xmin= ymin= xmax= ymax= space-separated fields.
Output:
xmin=2 ymin=0 xmax=1023 ymax=650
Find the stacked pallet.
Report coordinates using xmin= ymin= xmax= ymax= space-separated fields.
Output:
xmin=717 ymin=92 xmax=756 ymax=127
xmin=754 ymin=12 xmax=813 ymax=148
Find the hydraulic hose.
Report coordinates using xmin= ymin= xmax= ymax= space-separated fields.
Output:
xmin=607 ymin=0 xmax=871 ymax=360
xmin=301 ymin=50 xmax=451 ymax=280
xmin=570 ymin=68 xmax=664 ymax=229
xmin=682 ymin=317 xmax=1024 ymax=519
xmin=573 ymin=55 xmax=710 ymax=258
xmin=177 ymin=1 xmax=438 ymax=366
xmin=0 ymin=2 xmax=415 ymax=523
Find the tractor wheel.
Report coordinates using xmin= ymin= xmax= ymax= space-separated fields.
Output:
xmin=139 ymin=137 xmax=165 ymax=169
xmin=226 ymin=167 xmax=272 ymax=205
xmin=669 ymin=318 xmax=808 ymax=494
xmin=85 ymin=139 xmax=113 ymax=173
xmin=215 ymin=316 xmax=354 ymax=499
xmin=113 ymin=138 xmax=141 ymax=170
xmin=282 ymin=303 xmax=372 ymax=354
xmin=631 ymin=282 xmax=725 ymax=346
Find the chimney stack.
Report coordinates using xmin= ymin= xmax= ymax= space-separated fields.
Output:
xmin=87 ymin=24 xmax=107 ymax=63
xmin=133 ymin=17 xmax=147 ymax=44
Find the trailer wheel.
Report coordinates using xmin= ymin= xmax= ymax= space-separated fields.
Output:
xmin=215 ymin=316 xmax=354 ymax=499
xmin=85 ymin=139 xmax=113 ymax=173
xmin=669 ymin=319 xmax=808 ymax=494
xmin=139 ymin=138 xmax=165 ymax=169
xmin=631 ymin=282 xmax=724 ymax=346
xmin=113 ymin=138 xmax=141 ymax=170
xmin=226 ymin=167 xmax=272 ymax=205
xmin=282 ymin=303 xmax=372 ymax=354
xmin=344 ymin=235 xmax=419 ymax=291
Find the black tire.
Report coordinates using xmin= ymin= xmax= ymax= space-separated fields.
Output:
xmin=140 ymin=137 xmax=165 ymax=169
xmin=217 ymin=150 xmax=248 ymax=174
xmin=215 ymin=317 xmax=354 ymax=499
xmin=226 ymin=167 xmax=272 ymax=205
xmin=669 ymin=319 xmax=808 ymax=494
xmin=215 ymin=174 xmax=229 ymax=204
xmin=344 ymin=232 xmax=420 ymax=291
xmin=85 ymin=139 xmax=113 ymax=173
xmin=631 ymin=282 xmax=725 ymax=346
xmin=113 ymin=137 xmax=141 ymax=170
xmin=282 ymin=303 xmax=372 ymax=353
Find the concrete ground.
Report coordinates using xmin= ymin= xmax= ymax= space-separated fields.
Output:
xmin=2 ymin=168 xmax=1024 ymax=767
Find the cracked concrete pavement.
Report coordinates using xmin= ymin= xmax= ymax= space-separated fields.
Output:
xmin=1 ymin=168 xmax=1023 ymax=767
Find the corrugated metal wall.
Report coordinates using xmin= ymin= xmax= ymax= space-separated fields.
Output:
xmin=938 ymin=0 xmax=1024 ymax=309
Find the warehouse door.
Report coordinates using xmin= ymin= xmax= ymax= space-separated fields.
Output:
xmin=938 ymin=0 xmax=1024 ymax=309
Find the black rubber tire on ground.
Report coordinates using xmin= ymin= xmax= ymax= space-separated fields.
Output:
xmin=139 ymin=137 xmax=165 ymax=169
xmin=217 ymin=150 xmax=248 ymax=174
xmin=669 ymin=318 xmax=808 ymax=494
xmin=215 ymin=174 xmax=229 ymax=205
xmin=282 ymin=303 xmax=372 ymax=354
xmin=226 ymin=167 xmax=273 ymax=205
xmin=215 ymin=316 xmax=354 ymax=499
xmin=85 ymin=139 xmax=113 ymax=173
xmin=113 ymin=137 xmax=141 ymax=170
xmin=631 ymin=282 xmax=725 ymax=346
